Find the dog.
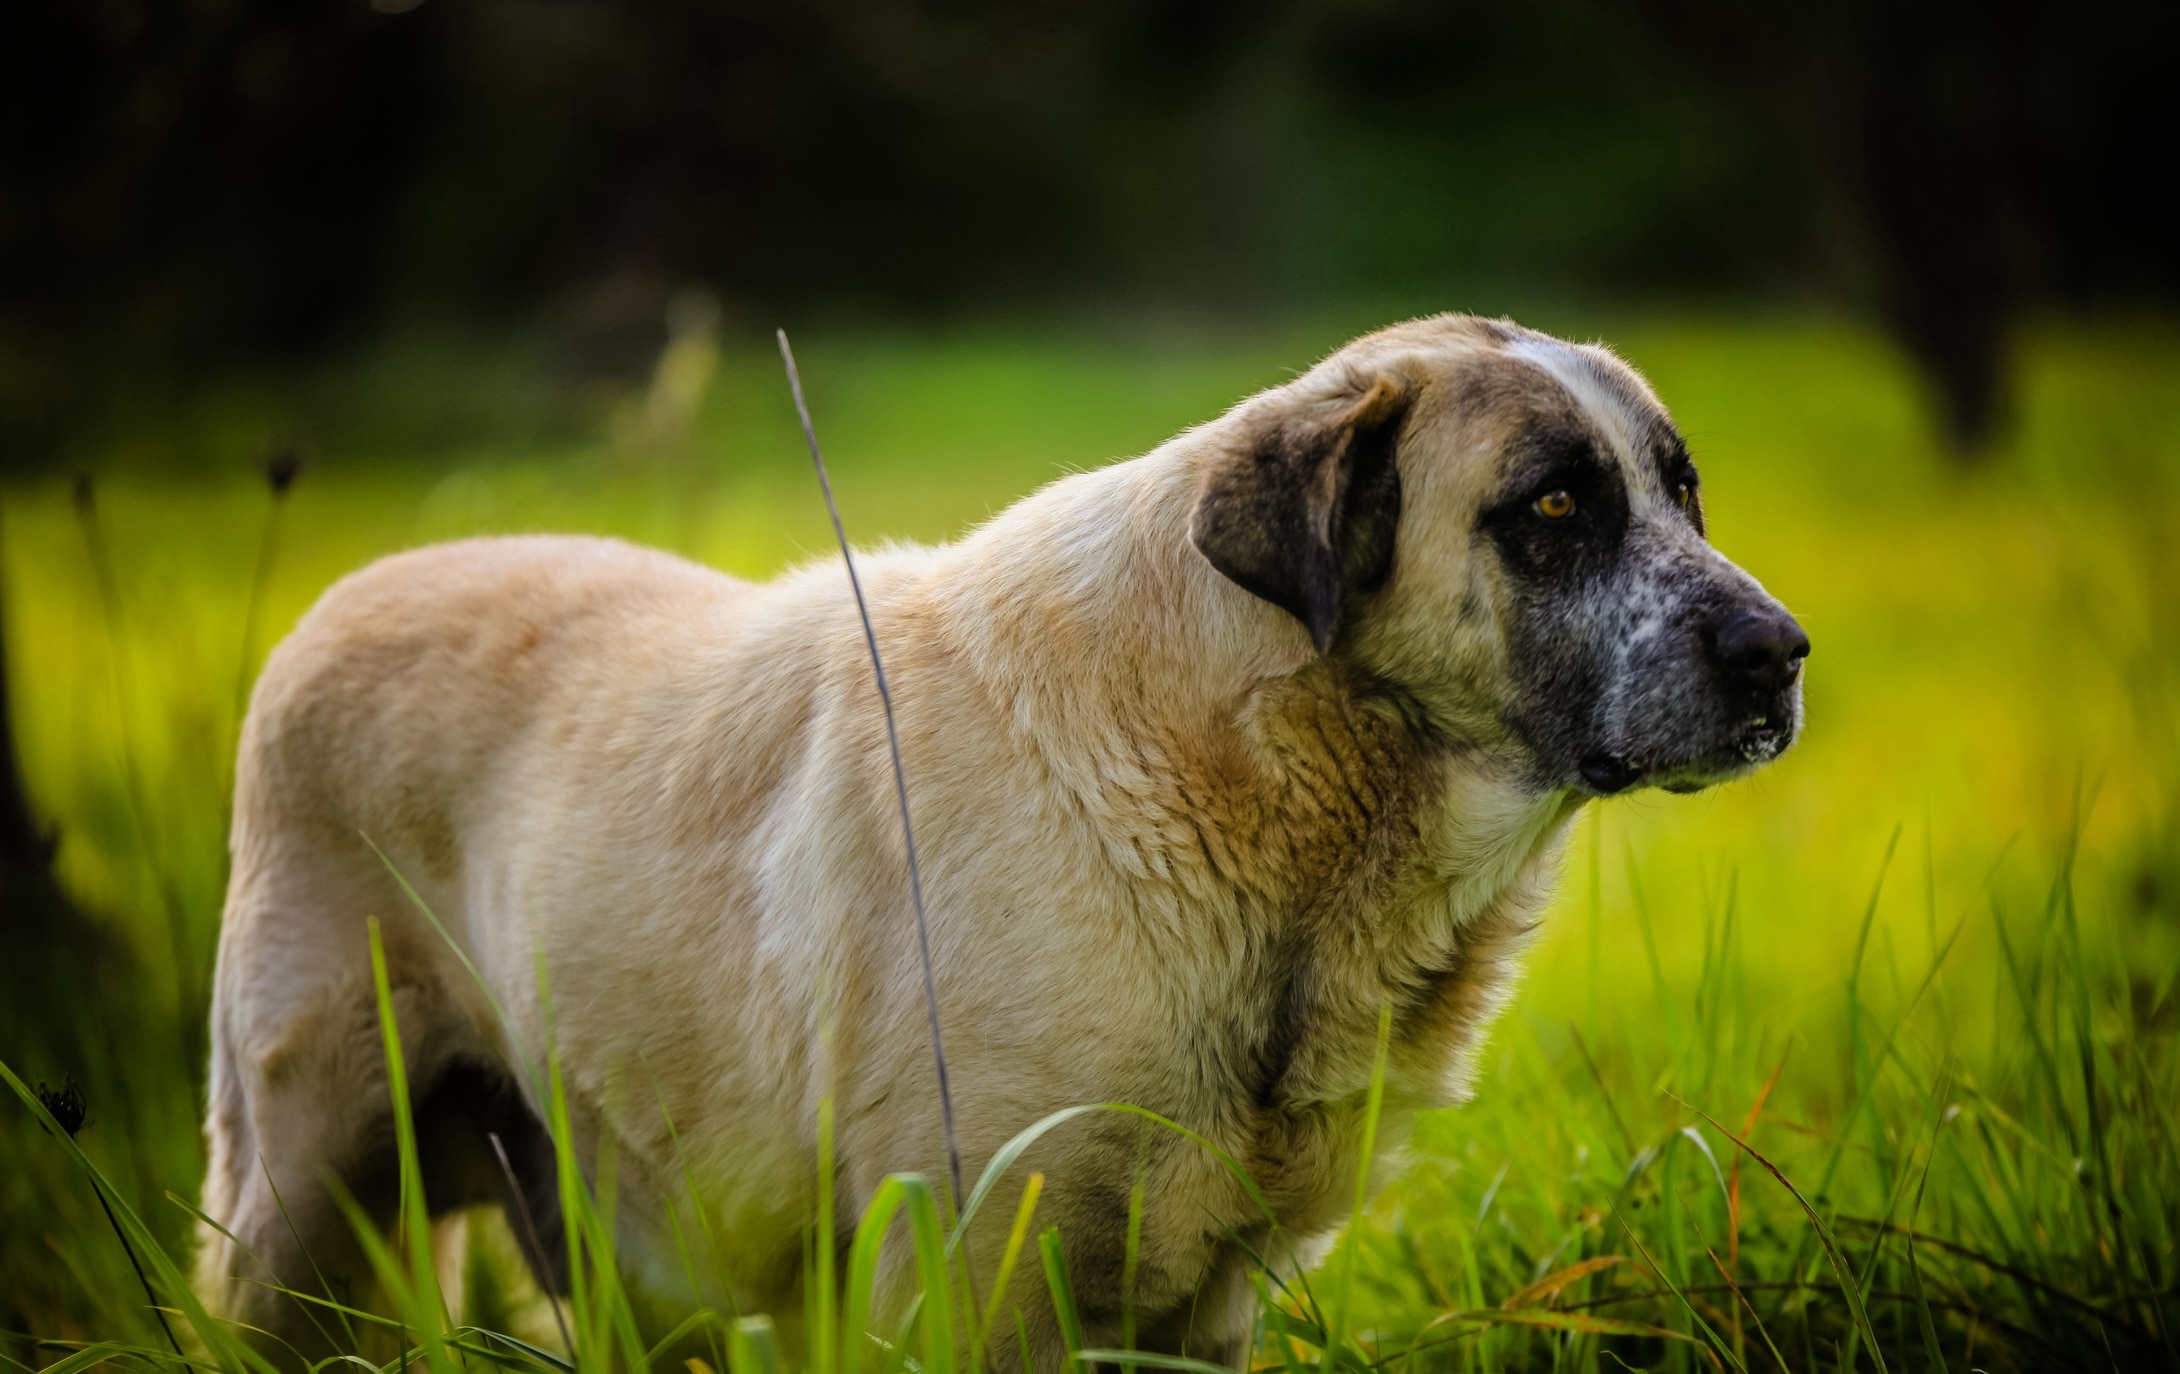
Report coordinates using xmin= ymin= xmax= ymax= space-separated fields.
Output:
xmin=196 ymin=314 xmax=1806 ymax=1366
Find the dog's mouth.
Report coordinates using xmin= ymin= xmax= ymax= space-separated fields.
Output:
xmin=1578 ymin=713 xmax=1798 ymax=798
xmin=1578 ymin=753 xmax=1644 ymax=795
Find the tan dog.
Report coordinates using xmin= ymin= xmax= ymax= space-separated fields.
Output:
xmin=197 ymin=315 xmax=1806 ymax=1366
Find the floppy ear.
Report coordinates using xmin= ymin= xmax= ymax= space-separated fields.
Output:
xmin=1188 ymin=375 xmax=1410 ymax=654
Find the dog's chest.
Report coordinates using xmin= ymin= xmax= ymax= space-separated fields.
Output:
xmin=1057 ymin=665 xmax=1566 ymax=1223
xmin=1216 ymin=694 xmax=1545 ymax=1030
xmin=1155 ymin=771 xmax=1560 ymax=1211
xmin=1121 ymin=855 xmax=1545 ymax=1252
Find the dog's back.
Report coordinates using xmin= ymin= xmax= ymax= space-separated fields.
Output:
xmin=235 ymin=533 xmax=732 ymax=850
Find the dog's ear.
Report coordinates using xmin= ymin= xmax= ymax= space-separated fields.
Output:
xmin=1189 ymin=374 xmax=1410 ymax=654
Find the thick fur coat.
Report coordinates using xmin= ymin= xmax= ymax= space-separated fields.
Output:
xmin=197 ymin=315 xmax=1806 ymax=1366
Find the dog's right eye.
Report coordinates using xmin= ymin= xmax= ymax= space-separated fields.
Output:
xmin=1535 ymin=490 xmax=1575 ymax=519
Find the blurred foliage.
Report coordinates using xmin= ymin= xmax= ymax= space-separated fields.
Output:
xmin=2 ymin=0 xmax=2175 ymax=460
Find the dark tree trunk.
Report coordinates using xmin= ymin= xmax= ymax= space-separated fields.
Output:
xmin=1844 ymin=1 xmax=2025 ymax=459
xmin=1619 ymin=0 xmax=2029 ymax=460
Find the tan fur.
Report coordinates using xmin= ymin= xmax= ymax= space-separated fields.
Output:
xmin=196 ymin=315 xmax=1678 ymax=1365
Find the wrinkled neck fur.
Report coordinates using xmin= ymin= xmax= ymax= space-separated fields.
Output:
xmin=930 ymin=439 xmax=1568 ymax=932
xmin=932 ymin=437 xmax=1309 ymax=750
xmin=916 ymin=431 xmax=1580 ymax=1132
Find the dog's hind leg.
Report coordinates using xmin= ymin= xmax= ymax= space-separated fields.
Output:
xmin=197 ymin=972 xmax=402 ymax=1363
xmin=195 ymin=842 xmax=479 ymax=1366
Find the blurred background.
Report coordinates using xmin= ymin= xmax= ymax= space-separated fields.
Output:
xmin=4 ymin=0 xmax=2177 ymax=458
xmin=2 ymin=2 xmax=2177 ymax=1367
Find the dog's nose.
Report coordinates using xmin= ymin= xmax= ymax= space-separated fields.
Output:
xmin=1708 ymin=603 xmax=1809 ymax=692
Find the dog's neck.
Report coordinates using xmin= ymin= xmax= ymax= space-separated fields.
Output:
xmin=931 ymin=442 xmax=1579 ymax=1114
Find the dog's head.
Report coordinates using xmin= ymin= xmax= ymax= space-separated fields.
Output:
xmin=1190 ymin=315 xmax=1807 ymax=796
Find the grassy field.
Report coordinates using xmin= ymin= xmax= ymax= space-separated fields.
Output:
xmin=2 ymin=314 xmax=2176 ymax=1373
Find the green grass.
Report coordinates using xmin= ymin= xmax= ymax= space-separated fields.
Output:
xmin=2 ymin=313 xmax=2177 ymax=1372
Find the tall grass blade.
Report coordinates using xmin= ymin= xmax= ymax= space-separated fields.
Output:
xmin=1680 ymin=1102 xmax=1890 ymax=1373
xmin=1615 ymin=1218 xmax=1745 ymax=1372
xmin=729 ymin=1316 xmax=784 ymax=1374
xmin=776 ymin=329 xmax=962 ymax=1213
xmin=1500 ymin=1255 xmax=1623 ymax=1312
xmin=840 ymin=1174 xmax=955 ymax=1374
xmin=1122 ymin=1120 xmax=1150 ymax=1353
xmin=1902 ymin=1236 xmax=1948 ymax=1374
xmin=816 ymin=1085 xmax=838 ymax=1374
xmin=457 ymin=1327 xmax=575 ymax=1373
xmin=488 ymin=1131 xmax=575 ymax=1357
xmin=31 ymin=1341 xmax=138 ymax=1374
xmin=1700 ymin=1247 xmax=1791 ymax=1374
xmin=364 ymin=833 xmax=546 ymax=1104
xmin=1323 ymin=1004 xmax=1392 ymax=1370
xmin=88 ymin=1162 xmax=181 ymax=1356
xmin=366 ymin=917 xmax=452 ymax=1373
xmin=972 ymin=1173 xmax=1044 ymax=1369
xmin=2 ymin=1056 xmax=273 ymax=1374
xmin=952 ymin=1102 xmax=1282 ymax=1258
xmin=166 ymin=1183 xmax=348 ymax=1357
xmin=1040 ymin=1226 xmax=1088 ymax=1364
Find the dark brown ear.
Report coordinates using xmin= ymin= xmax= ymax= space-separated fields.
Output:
xmin=1189 ymin=375 xmax=1409 ymax=653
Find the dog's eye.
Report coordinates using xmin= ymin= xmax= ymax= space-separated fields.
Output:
xmin=1534 ymin=490 xmax=1575 ymax=520
xmin=1676 ymin=482 xmax=1694 ymax=510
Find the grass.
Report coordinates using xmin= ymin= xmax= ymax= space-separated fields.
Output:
xmin=1 ymin=311 xmax=2176 ymax=1372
